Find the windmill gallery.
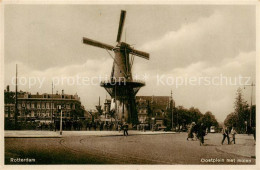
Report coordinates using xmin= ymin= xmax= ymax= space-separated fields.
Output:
xmin=82 ymin=10 xmax=150 ymax=126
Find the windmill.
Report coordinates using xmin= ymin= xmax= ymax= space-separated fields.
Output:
xmin=82 ymin=10 xmax=149 ymax=125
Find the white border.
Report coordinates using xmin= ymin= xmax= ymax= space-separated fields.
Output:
xmin=0 ymin=0 xmax=259 ymax=170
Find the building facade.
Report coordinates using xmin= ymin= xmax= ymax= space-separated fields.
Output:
xmin=4 ymin=86 xmax=85 ymax=121
xmin=136 ymin=96 xmax=175 ymax=126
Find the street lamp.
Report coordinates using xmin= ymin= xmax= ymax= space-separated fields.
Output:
xmin=58 ymin=105 xmax=63 ymax=135
xmin=244 ymin=82 xmax=255 ymax=128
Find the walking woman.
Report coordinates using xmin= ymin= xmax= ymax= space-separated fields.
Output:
xmin=187 ymin=122 xmax=196 ymax=141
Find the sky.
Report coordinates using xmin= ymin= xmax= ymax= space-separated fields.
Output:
xmin=4 ymin=5 xmax=256 ymax=122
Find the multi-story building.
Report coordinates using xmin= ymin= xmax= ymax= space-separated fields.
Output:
xmin=4 ymin=86 xmax=85 ymax=121
xmin=136 ymin=95 xmax=175 ymax=126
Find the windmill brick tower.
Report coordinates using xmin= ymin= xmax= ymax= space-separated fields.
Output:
xmin=82 ymin=10 xmax=149 ymax=125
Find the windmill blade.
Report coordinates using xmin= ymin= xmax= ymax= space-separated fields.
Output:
xmin=130 ymin=49 xmax=150 ymax=60
xmin=116 ymin=10 xmax=126 ymax=42
xmin=83 ymin=37 xmax=114 ymax=51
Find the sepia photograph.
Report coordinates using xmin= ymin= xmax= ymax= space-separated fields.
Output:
xmin=1 ymin=1 xmax=258 ymax=168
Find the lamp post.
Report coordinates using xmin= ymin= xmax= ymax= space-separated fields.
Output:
xmin=51 ymin=82 xmax=54 ymax=123
xmin=244 ymin=82 xmax=255 ymax=128
xmin=171 ymin=90 xmax=173 ymax=131
xmin=58 ymin=105 xmax=63 ymax=135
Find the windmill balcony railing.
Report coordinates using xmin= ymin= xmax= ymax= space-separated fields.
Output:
xmin=100 ymin=79 xmax=145 ymax=85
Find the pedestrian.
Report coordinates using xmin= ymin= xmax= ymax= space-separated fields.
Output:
xmin=230 ymin=127 xmax=237 ymax=144
xmin=252 ymin=127 xmax=256 ymax=141
xmin=93 ymin=123 xmax=97 ymax=131
xmin=86 ymin=122 xmax=89 ymax=131
xmin=221 ymin=126 xmax=230 ymax=145
xmin=118 ymin=123 xmax=121 ymax=132
xmin=100 ymin=122 xmax=103 ymax=131
xmin=123 ymin=122 xmax=128 ymax=136
xmin=187 ymin=122 xmax=195 ymax=141
xmin=88 ymin=122 xmax=92 ymax=131
xmin=197 ymin=123 xmax=206 ymax=146
xmin=106 ymin=123 xmax=109 ymax=131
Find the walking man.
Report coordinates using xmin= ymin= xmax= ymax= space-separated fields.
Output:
xmin=230 ymin=127 xmax=237 ymax=144
xmin=221 ymin=126 xmax=230 ymax=145
xmin=123 ymin=122 xmax=129 ymax=136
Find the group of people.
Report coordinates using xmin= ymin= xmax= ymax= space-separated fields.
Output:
xmin=187 ymin=122 xmax=207 ymax=146
xmin=51 ymin=119 xmax=130 ymax=136
xmin=117 ymin=122 xmax=129 ymax=136
xmin=187 ymin=123 xmax=238 ymax=146
xmin=53 ymin=120 xmax=83 ymax=131
xmin=221 ymin=126 xmax=237 ymax=145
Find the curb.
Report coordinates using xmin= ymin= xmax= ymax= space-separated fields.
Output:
xmin=4 ymin=131 xmax=176 ymax=138
xmin=5 ymin=136 xmax=62 ymax=138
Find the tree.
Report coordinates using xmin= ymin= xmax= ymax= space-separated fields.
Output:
xmin=233 ymin=88 xmax=249 ymax=133
xmin=251 ymin=105 xmax=256 ymax=127
xmin=199 ymin=111 xmax=219 ymax=131
xmin=71 ymin=103 xmax=85 ymax=119
xmin=172 ymin=106 xmax=204 ymax=130
xmin=224 ymin=112 xmax=238 ymax=128
xmin=224 ymin=88 xmax=251 ymax=133
xmin=189 ymin=107 xmax=203 ymax=124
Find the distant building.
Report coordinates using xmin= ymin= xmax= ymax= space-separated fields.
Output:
xmin=136 ymin=96 xmax=175 ymax=126
xmin=93 ymin=95 xmax=175 ymax=126
xmin=104 ymin=99 xmax=111 ymax=115
xmin=4 ymin=86 xmax=85 ymax=121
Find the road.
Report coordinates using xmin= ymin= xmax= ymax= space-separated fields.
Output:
xmin=5 ymin=132 xmax=255 ymax=164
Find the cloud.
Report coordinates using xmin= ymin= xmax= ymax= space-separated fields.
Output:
xmin=5 ymin=58 xmax=114 ymax=109
xmin=136 ymin=51 xmax=255 ymax=122
xmin=140 ymin=9 xmax=255 ymax=72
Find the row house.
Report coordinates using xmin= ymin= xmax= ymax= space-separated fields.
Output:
xmin=4 ymin=86 xmax=83 ymax=121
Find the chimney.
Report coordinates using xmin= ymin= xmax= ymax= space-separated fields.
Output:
xmin=56 ymin=91 xmax=58 ymax=95
xmin=7 ymin=85 xmax=10 ymax=92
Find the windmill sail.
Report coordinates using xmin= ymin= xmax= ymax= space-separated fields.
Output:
xmin=83 ymin=37 xmax=114 ymax=51
xmin=116 ymin=10 xmax=126 ymax=43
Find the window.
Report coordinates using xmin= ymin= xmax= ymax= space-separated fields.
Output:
xmin=37 ymin=104 xmax=41 ymax=109
xmin=46 ymin=103 xmax=49 ymax=109
xmin=42 ymin=103 xmax=45 ymax=109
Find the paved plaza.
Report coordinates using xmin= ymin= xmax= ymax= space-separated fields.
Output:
xmin=5 ymin=131 xmax=255 ymax=164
